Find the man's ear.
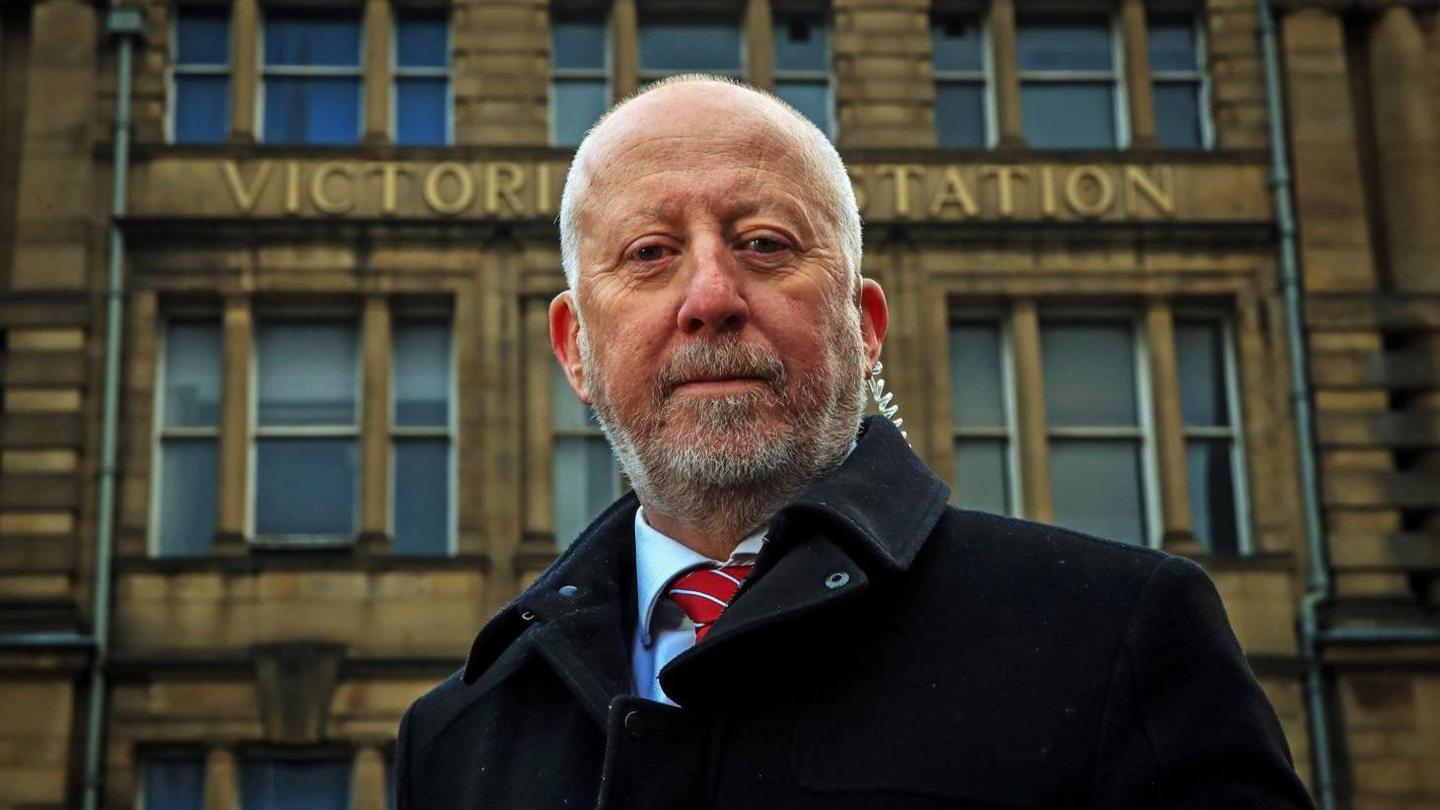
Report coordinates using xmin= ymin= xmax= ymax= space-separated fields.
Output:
xmin=549 ymin=291 xmax=592 ymax=405
xmin=858 ymin=278 xmax=889 ymax=371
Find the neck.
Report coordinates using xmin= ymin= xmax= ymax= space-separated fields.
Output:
xmin=640 ymin=492 xmax=777 ymax=561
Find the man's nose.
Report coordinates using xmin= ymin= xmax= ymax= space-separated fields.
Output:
xmin=675 ymin=241 xmax=749 ymax=335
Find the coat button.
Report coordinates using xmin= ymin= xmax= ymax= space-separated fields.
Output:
xmin=558 ymin=584 xmax=578 ymax=598
xmin=824 ymin=571 xmax=850 ymax=589
xmin=624 ymin=709 xmax=646 ymax=738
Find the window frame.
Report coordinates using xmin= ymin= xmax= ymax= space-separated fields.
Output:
xmin=1175 ymin=308 xmax=1252 ymax=554
xmin=1015 ymin=5 xmax=1130 ymax=149
xmin=247 ymin=312 xmax=364 ymax=548
xmin=929 ymin=5 xmax=997 ymax=149
xmin=1147 ymin=8 xmax=1213 ymax=150
xmin=149 ymin=313 xmax=223 ymax=557
xmin=948 ymin=308 xmax=1023 ymax=517
xmin=550 ymin=359 xmax=624 ymax=549
xmin=167 ymin=5 xmax=232 ymax=144
xmin=390 ymin=6 xmax=454 ymax=146
xmin=387 ymin=311 xmax=459 ymax=556
xmin=548 ymin=4 xmax=612 ymax=147
xmin=257 ymin=6 xmax=367 ymax=145
xmin=772 ymin=9 xmax=836 ymax=140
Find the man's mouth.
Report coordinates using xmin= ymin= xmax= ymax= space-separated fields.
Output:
xmin=670 ymin=375 xmax=768 ymax=396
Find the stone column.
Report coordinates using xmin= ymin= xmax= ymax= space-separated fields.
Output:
xmin=1145 ymin=300 xmax=1199 ymax=553
xmin=216 ymin=296 xmax=251 ymax=552
xmin=202 ymin=747 xmax=239 ymax=810
xmin=522 ymin=298 xmax=555 ymax=541
xmin=1121 ymin=0 xmax=1157 ymax=147
xmin=1011 ymin=300 xmax=1052 ymax=522
xmin=745 ymin=0 xmax=774 ymax=90
xmin=359 ymin=296 xmax=392 ymax=551
xmin=364 ymin=0 xmax=393 ymax=144
xmin=351 ymin=746 xmax=388 ymax=810
xmin=611 ymin=0 xmax=638 ymax=98
xmin=988 ymin=0 xmax=1024 ymax=147
xmin=229 ymin=0 xmax=259 ymax=143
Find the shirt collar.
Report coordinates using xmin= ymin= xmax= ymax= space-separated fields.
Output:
xmin=634 ymin=506 xmax=767 ymax=647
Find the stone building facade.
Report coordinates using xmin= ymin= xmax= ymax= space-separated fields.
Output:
xmin=0 ymin=0 xmax=1436 ymax=807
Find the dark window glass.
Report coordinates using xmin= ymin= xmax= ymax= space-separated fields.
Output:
xmin=936 ymin=84 xmax=986 ymax=148
xmin=932 ymin=12 xmax=987 ymax=148
xmin=1148 ymin=15 xmax=1198 ymax=72
xmin=143 ymin=756 xmax=205 ymax=810
xmin=552 ymin=16 xmax=607 ymax=69
xmin=1017 ymin=14 xmax=1112 ymax=71
xmin=396 ymin=77 xmax=447 ymax=145
xmin=551 ymin=11 xmax=608 ymax=147
xmin=396 ymin=12 xmax=447 ymax=68
xmin=1018 ymin=13 xmax=1116 ymax=148
xmin=264 ymin=12 xmax=361 ymax=66
xmin=177 ymin=10 xmax=229 ymax=65
xmin=1177 ymin=318 xmax=1241 ymax=555
xmin=157 ymin=321 xmax=221 ymax=557
xmin=240 ymin=758 xmax=350 ymax=810
xmin=255 ymin=438 xmax=358 ymax=536
xmin=392 ymin=321 xmax=452 ymax=555
xmin=262 ymin=10 xmax=362 ymax=144
xmin=1150 ymin=14 xmax=1206 ymax=149
xmin=553 ymin=79 xmax=608 ymax=146
xmin=639 ymin=13 xmax=742 ymax=73
xmin=774 ymin=15 xmax=828 ymax=71
xmin=174 ymin=7 xmax=230 ymax=143
xmin=776 ymin=80 xmax=831 ymax=137
xmin=931 ymin=12 xmax=984 ymax=72
xmin=553 ymin=362 xmax=621 ymax=549
xmin=393 ymin=438 xmax=450 ymax=554
xmin=395 ymin=10 xmax=449 ymax=145
xmin=950 ymin=322 xmax=1012 ymax=515
xmin=1154 ymin=83 xmax=1203 ymax=148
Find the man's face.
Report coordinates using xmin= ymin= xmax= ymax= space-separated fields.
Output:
xmin=551 ymin=88 xmax=886 ymax=510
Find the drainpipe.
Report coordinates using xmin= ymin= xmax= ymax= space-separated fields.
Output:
xmin=1255 ymin=1 xmax=1337 ymax=809
xmin=83 ymin=5 xmax=144 ymax=810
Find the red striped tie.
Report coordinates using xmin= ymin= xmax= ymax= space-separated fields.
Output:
xmin=665 ymin=562 xmax=755 ymax=643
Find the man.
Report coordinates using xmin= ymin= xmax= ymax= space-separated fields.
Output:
xmin=396 ymin=76 xmax=1315 ymax=809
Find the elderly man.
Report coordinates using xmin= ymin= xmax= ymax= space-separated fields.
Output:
xmin=395 ymin=76 xmax=1314 ymax=810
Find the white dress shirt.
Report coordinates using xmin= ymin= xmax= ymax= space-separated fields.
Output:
xmin=631 ymin=507 xmax=767 ymax=705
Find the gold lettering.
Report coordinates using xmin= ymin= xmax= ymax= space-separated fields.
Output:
xmin=485 ymin=162 xmax=526 ymax=216
xmin=423 ymin=162 xmax=475 ymax=215
xmin=535 ymin=163 xmax=553 ymax=215
xmin=310 ymin=162 xmax=356 ymax=215
xmin=1039 ymin=165 xmax=1058 ymax=219
xmin=221 ymin=160 xmax=273 ymax=214
xmin=370 ymin=163 xmax=411 ymax=216
xmin=1064 ymin=165 xmax=1116 ymax=218
xmin=1124 ymin=165 xmax=1175 ymax=218
xmin=880 ymin=165 xmax=924 ymax=218
xmin=284 ymin=162 xmax=302 ymax=215
xmin=981 ymin=166 xmax=1028 ymax=219
xmin=928 ymin=167 xmax=980 ymax=218
xmin=848 ymin=167 xmax=867 ymax=214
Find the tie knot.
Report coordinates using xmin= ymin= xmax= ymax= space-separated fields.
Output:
xmin=665 ymin=562 xmax=754 ymax=642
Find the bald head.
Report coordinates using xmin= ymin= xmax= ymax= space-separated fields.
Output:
xmin=557 ymin=75 xmax=862 ymax=294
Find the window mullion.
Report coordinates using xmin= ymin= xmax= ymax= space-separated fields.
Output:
xmin=1010 ymin=300 xmax=1053 ymax=522
xmin=361 ymin=296 xmax=391 ymax=548
xmin=1144 ymin=299 xmax=1198 ymax=553
xmin=364 ymin=0 xmax=391 ymax=144
xmin=1121 ymin=0 xmax=1156 ymax=147
xmin=229 ymin=0 xmax=260 ymax=143
xmin=217 ymin=296 xmax=252 ymax=549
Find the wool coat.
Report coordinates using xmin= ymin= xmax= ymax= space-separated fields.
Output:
xmin=396 ymin=416 xmax=1315 ymax=809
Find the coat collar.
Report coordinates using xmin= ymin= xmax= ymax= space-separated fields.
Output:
xmin=462 ymin=416 xmax=951 ymax=716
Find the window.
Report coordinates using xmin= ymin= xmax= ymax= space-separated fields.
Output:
xmin=154 ymin=320 xmax=222 ymax=557
xmin=638 ymin=10 xmax=743 ymax=82
xmin=240 ymin=756 xmax=350 ymax=810
xmin=550 ymin=8 xmax=609 ymax=147
xmin=1177 ymin=316 xmax=1246 ymax=554
xmin=552 ymin=362 xmax=622 ymax=550
xmin=774 ymin=12 xmax=833 ymax=139
xmin=1148 ymin=12 xmax=1208 ymax=149
xmin=393 ymin=9 xmax=451 ymax=145
xmin=931 ymin=11 xmax=989 ymax=148
xmin=948 ymin=319 xmax=1018 ymax=514
xmin=1017 ymin=12 xmax=1121 ymax=148
xmin=391 ymin=320 xmax=453 ymax=555
xmin=141 ymin=754 xmax=205 ymax=810
xmin=254 ymin=320 xmax=360 ymax=544
xmin=262 ymin=9 xmax=363 ymax=144
xmin=172 ymin=7 xmax=231 ymax=143
xmin=1043 ymin=318 xmax=1154 ymax=545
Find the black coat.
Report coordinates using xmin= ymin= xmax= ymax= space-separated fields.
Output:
xmin=396 ymin=417 xmax=1315 ymax=809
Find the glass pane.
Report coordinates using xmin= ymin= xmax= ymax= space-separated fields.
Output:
xmin=554 ymin=436 xmax=620 ymax=550
xmin=1042 ymin=322 xmax=1137 ymax=427
xmin=949 ymin=322 xmax=1005 ymax=427
xmin=936 ymin=82 xmax=986 ymax=148
xmin=1018 ymin=14 xmax=1113 ymax=72
xmin=175 ymin=75 xmax=230 ymax=144
xmin=552 ymin=361 xmax=595 ymax=431
xmin=1050 ymin=439 xmax=1146 ymax=545
xmin=396 ymin=11 xmax=447 ymax=68
xmin=240 ymin=758 xmax=350 ymax=810
xmin=1148 ymin=14 xmax=1199 ymax=72
xmin=257 ymin=322 xmax=358 ymax=427
xmin=552 ymin=79 xmax=607 ymax=147
xmin=1154 ymin=82 xmax=1203 ymax=149
xmin=163 ymin=321 xmax=222 ymax=428
xmin=552 ymin=15 xmax=606 ymax=70
xmin=396 ymin=78 xmax=448 ymax=145
xmin=774 ymin=15 xmax=828 ymax=72
xmin=263 ymin=76 xmax=361 ymax=144
xmin=255 ymin=439 xmax=357 ymax=536
xmin=955 ymin=439 xmax=1009 ymax=515
xmin=1187 ymin=438 xmax=1240 ymax=556
xmin=264 ymin=12 xmax=361 ymax=67
xmin=775 ymin=80 xmax=831 ymax=139
xmin=177 ymin=8 xmax=230 ymax=66
xmin=393 ymin=438 xmax=450 ymax=555
xmin=931 ymin=13 xmax=984 ymax=72
xmin=1021 ymin=82 xmax=1116 ymax=148
xmin=639 ymin=14 xmax=741 ymax=72
xmin=1176 ymin=319 xmax=1229 ymax=427
xmin=394 ymin=322 xmax=451 ymax=427
xmin=144 ymin=756 xmax=205 ymax=810
xmin=158 ymin=439 xmax=217 ymax=557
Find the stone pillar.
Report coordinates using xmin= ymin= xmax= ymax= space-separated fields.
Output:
xmin=611 ymin=0 xmax=638 ymax=98
xmin=364 ymin=0 xmax=392 ymax=144
xmin=1011 ymin=300 xmax=1052 ymax=522
xmin=988 ymin=0 xmax=1024 ymax=148
xmin=522 ymin=298 xmax=555 ymax=540
xmin=360 ymin=296 xmax=392 ymax=550
xmin=351 ymin=746 xmax=389 ymax=810
xmin=1145 ymin=300 xmax=1199 ymax=553
xmin=216 ymin=296 xmax=251 ymax=551
xmin=1121 ymin=0 xmax=1157 ymax=147
xmin=202 ymin=747 xmax=239 ymax=810
xmin=1367 ymin=5 xmax=1440 ymax=292
xmin=229 ymin=0 xmax=259 ymax=143
xmin=745 ymin=0 xmax=774 ymax=90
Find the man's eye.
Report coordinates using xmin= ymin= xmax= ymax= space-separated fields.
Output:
xmin=634 ymin=245 xmax=668 ymax=262
xmin=745 ymin=237 xmax=786 ymax=253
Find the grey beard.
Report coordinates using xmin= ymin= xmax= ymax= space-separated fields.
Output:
xmin=579 ymin=320 xmax=868 ymax=540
